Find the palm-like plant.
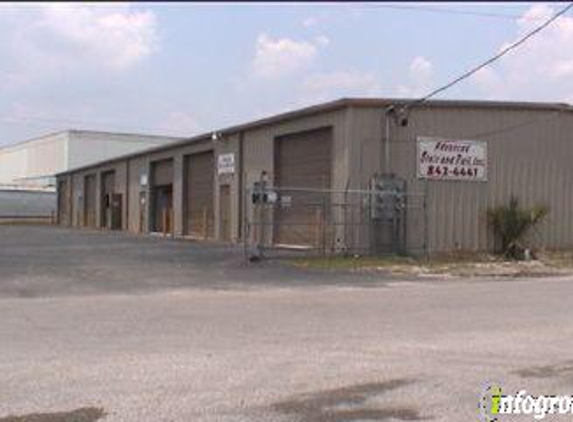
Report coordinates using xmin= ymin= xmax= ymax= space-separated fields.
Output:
xmin=487 ymin=196 xmax=548 ymax=260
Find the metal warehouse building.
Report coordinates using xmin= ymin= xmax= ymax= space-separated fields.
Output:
xmin=56 ymin=98 xmax=573 ymax=255
xmin=0 ymin=130 xmax=182 ymax=190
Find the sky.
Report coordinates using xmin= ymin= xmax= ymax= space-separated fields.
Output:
xmin=0 ymin=2 xmax=572 ymax=146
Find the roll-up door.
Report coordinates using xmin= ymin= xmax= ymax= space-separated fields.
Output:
xmin=151 ymin=159 xmax=174 ymax=233
xmin=84 ymin=174 xmax=96 ymax=227
xmin=152 ymin=159 xmax=173 ymax=187
xmin=101 ymin=171 xmax=115 ymax=229
xmin=185 ymin=151 xmax=214 ymax=238
xmin=274 ymin=127 xmax=332 ymax=246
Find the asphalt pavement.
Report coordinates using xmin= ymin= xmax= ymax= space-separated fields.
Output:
xmin=1 ymin=225 xmax=571 ymax=421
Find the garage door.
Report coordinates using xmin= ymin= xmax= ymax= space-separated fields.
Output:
xmin=152 ymin=159 xmax=173 ymax=187
xmin=274 ymin=127 xmax=332 ymax=246
xmin=185 ymin=152 xmax=214 ymax=238
xmin=151 ymin=159 xmax=174 ymax=233
xmin=101 ymin=171 xmax=115 ymax=229
xmin=84 ymin=174 xmax=96 ymax=227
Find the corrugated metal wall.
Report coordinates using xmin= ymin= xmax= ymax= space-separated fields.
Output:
xmin=214 ymin=133 xmax=241 ymax=241
xmin=185 ymin=152 xmax=215 ymax=238
xmin=84 ymin=174 xmax=97 ymax=227
xmin=128 ymin=157 xmax=148 ymax=233
xmin=0 ymin=133 xmax=67 ymax=188
xmin=0 ymin=190 xmax=56 ymax=217
xmin=242 ymin=109 xmax=350 ymax=247
xmin=55 ymin=101 xmax=573 ymax=254
xmin=352 ymin=105 xmax=573 ymax=253
xmin=274 ymin=127 xmax=333 ymax=246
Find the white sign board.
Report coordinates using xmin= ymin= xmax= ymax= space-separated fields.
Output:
xmin=417 ymin=137 xmax=487 ymax=182
xmin=140 ymin=174 xmax=148 ymax=186
xmin=217 ymin=153 xmax=235 ymax=175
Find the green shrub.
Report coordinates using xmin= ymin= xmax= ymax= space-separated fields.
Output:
xmin=487 ymin=196 xmax=548 ymax=260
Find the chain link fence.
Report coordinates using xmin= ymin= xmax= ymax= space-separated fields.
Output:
xmin=0 ymin=189 xmax=56 ymax=225
xmin=243 ymin=184 xmax=427 ymax=260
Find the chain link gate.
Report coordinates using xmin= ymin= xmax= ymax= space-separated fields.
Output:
xmin=243 ymin=177 xmax=428 ymax=260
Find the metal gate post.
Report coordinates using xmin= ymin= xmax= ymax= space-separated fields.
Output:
xmin=322 ymin=195 xmax=327 ymax=256
xmin=423 ymin=181 xmax=430 ymax=261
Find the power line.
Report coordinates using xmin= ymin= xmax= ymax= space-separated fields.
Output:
xmin=385 ymin=109 xmax=564 ymax=143
xmin=467 ymin=110 xmax=563 ymax=139
xmin=404 ymin=2 xmax=573 ymax=110
xmin=363 ymin=4 xmax=526 ymax=20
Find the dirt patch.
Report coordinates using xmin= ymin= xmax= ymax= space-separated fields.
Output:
xmin=288 ymin=252 xmax=573 ymax=279
xmin=0 ymin=407 xmax=105 ymax=422
xmin=271 ymin=379 xmax=426 ymax=421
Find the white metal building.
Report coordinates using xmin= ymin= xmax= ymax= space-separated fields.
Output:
xmin=0 ymin=130 xmax=183 ymax=191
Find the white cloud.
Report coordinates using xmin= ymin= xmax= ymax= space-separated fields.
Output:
xmin=517 ymin=4 xmax=553 ymax=32
xmin=40 ymin=4 xmax=157 ymax=71
xmin=471 ymin=4 xmax=573 ymax=102
xmin=158 ymin=111 xmax=203 ymax=136
xmin=409 ymin=56 xmax=433 ymax=81
xmin=0 ymin=3 xmax=158 ymax=85
xmin=304 ymin=70 xmax=382 ymax=101
xmin=314 ymin=35 xmax=330 ymax=48
xmin=302 ymin=16 xmax=318 ymax=28
xmin=251 ymin=33 xmax=327 ymax=79
xmin=471 ymin=67 xmax=506 ymax=99
xmin=396 ymin=56 xmax=434 ymax=98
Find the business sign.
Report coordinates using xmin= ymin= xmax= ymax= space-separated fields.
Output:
xmin=217 ymin=153 xmax=235 ymax=175
xmin=417 ymin=137 xmax=487 ymax=182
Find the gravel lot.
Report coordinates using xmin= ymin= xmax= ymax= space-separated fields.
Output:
xmin=1 ymin=226 xmax=572 ymax=421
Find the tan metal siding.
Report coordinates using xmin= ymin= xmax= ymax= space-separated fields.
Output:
xmin=214 ymin=133 xmax=241 ymax=241
xmin=150 ymin=159 xmax=174 ymax=233
xmin=242 ymin=109 xmax=350 ymax=247
xmin=152 ymin=159 xmax=173 ymax=187
xmin=127 ymin=157 xmax=147 ymax=233
xmin=219 ymin=184 xmax=231 ymax=241
xmin=100 ymin=171 xmax=115 ymax=229
xmin=185 ymin=151 xmax=214 ymax=238
xmin=274 ymin=127 xmax=333 ymax=246
xmin=84 ymin=174 xmax=97 ymax=227
xmin=56 ymin=100 xmax=573 ymax=254
xmin=352 ymin=106 xmax=573 ymax=253
xmin=57 ymin=178 xmax=72 ymax=226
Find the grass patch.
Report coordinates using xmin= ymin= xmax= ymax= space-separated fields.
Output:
xmin=287 ymin=250 xmax=573 ymax=278
xmin=289 ymin=254 xmax=418 ymax=271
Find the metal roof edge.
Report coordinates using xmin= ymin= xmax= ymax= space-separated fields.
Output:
xmin=344 ymin=97 xmax=573 ymax=112
xmin=56 ymin=99 xmax=351 ymax=176
xmin=55 ymin=97 xmax=573 ymax=177
xmin=1 ymin=129 xmax=185 ymax=153
xmin=68 ymin=129 xmax=184 ymax=140
xmin=0 ymin=130 xmax=70 ymax=152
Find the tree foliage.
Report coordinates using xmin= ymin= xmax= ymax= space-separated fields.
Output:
xmin=487 ymin=196 xmax=548 ymax=260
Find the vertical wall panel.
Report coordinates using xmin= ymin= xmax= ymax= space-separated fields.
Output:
xmin=185 ymin=151 xmax=214 ymax=238
xmin=84 ymin=174 xmax=97 ymax=227
xmin=274 ymin=127 xmax=333 ymax=246
xmin=352 ymin=105 xmax=573 ymax=254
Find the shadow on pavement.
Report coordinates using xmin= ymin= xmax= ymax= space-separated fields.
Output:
xmin=0 ymin=407 xmax=105 ymax=422
xmin=514 ymin=360 xmax=573 ymax=379
xmin=270 ymin=379 xmax=428 ymax=421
